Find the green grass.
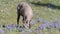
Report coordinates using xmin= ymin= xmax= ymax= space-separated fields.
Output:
xmin=0 ymin=0 xmax=60 ymax=34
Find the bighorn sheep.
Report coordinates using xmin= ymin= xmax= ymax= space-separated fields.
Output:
xmin=17 ymin=2 xmax=33 ymax=29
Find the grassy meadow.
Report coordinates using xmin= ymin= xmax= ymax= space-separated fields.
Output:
xmin=0 ymin=0 xmax=60 ymax=34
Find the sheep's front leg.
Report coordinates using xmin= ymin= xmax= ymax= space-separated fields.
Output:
xmin=26 ymin=20 xmax=32 ymax=29
xmin=23 ymin=17 xmax=26 ymax=28
xmin=17 ymin=14 xmax=20 ymax=27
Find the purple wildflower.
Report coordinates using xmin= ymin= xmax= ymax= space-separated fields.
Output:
xmin=54 ymin=21 xmax=60 ymax=28
xmin=37 ymin=18 xmax=43 ymax=22
xmin=4 ymin=24 xmax=16 ymax=31
xmin=43 ymin=23 xmax=48 ymax=28
xmin=9 ymin=24 xmax=15 ymax=28
xmin=6 ymin=26 xmax=12 ymax=30
xmin=54 ymin=23 xmax=59 ymax=28
xmin=49 ymin=22 xmax=54 ymax=28
xmin=0 ymin=29 xmax=4 ymax=34
xmin=30 ymin=20 xmax=35 ymax=25
xmin=38 ymin=25 xmax=44 ymax=30
xmin=56 ymin=21 xmax=60 ymax=26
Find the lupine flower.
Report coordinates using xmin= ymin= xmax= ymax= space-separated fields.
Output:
xmin=6 ymin=26 xmax=13 ymax=30
xmin=38 ymin=25 xmax=44 ymax=30
xmin=30 ymin=20 xmax=35 ymax=25
xmin=37 ymin=18 xmax=43 ymax=22
xmin=36 ymin=24 xmax=44 ymax=34
xmin=0 ymin=29 xmax=4 ymax=34
xmin=42 ymin=23 xmax=48 ymax=28
xmin=43 ymin=23 xmax=51 ymax=29
xmin=49 ymin=22 xmax=54 ymax=28
xmin=9 ymin=24 xmax=15 ymax=29
xmin=4 ymin=24 xmax=16 ymax=31
xmin=54 ymin=23 xmax=59 ymax=28
xmin=56 ymin=21 xmax=60 ymax=26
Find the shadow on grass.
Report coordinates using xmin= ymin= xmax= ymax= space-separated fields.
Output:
xmin=31 ymin=2 xmax=60 ymax=10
